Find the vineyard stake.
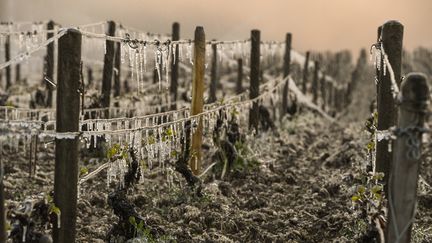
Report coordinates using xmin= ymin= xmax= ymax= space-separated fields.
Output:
xmin=170 ymin=22 xmax=180 ymax=110
xmin=5 ymin=35 xmax=10 ymax=90
xmin=312 ymin=60 xmax=319 ymax=104
xmin=320 ymin=72 xmax=326 ymax=111
xmin=45 ymin=20 xmax=55 ymax=107
xmin=15 ymin=63 xmax=20 ymax=84
xmin=101 ymin=20 xmax=116 ymax=118
xmin=302 ymin=51 xmax=310 ymax=94
xmin=236 ymin=58 xmax=243 ymax=94
xmin=386 ymin=73 xmax=429 ymax=243
xmin=0 ymin=160 xmax=5 ymax=243
xmin=208 ymin=42 xmax=218 ymax=103
xmin=376 ymin=20 xmax=404 ymax=190
xmin=190 ymin=26 xmax=206 ymax=175
xmin=113 ymin=42 xmax=121 ymax=98
xmin=249 ymin=29 xmax=261 ymax=132
xmin=281 ymin=33 xmax=292 ymax=119
xmin=53 ymin=28 xmax=81 ymax=243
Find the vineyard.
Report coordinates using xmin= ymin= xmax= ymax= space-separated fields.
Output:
xmin=0 ymin=19 xmax=431 ymax=243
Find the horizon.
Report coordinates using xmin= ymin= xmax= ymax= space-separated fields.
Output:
xmin=1 ymin=0 xmax=431 ymax=57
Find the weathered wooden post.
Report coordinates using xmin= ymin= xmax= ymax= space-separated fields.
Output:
xmin=53 ymin=28 xmax=81 ymax=243
xmin=170 ymin=22 xmax=180 ymax=110
xmin=302 ymin=51 xmax=310 ymax=94
xmin=376 ymin=26 xmax=383 ymax=101
xmin=0 ymin=161 xmax=6 ymax=243
xmin=375 ymin=21 xmax=404 ymax=188
xmin=386 ymin=73 xmax=430 ymax=243
xmin=249 ymin=29 xmax=260 ymax=132
xmin=208 ymin=42 xmax=218 ymax=103
xmin=113 ymin=42 xmax=121 ymax=97
xmin=15 ymin=63 xmax=21 ymax=84
xmin=45 ymin=20 xmax=55 ymax=107
xmin=101 ymin=20 xmax=116 ymax=118
xmin=87 ymin=67 xmax=93 ymax=87
xmin=327 ymin=81 xmax=334 ymax=112
xmin=190 ymin=26 xmax=206 ymax=175
xmin=5 ymin=35 xmax=11 ymax=90
xmin=312 ymin=61 xmax=319 ymax=104
xmin=281 ymin=33 xmax=292 ymax=119
xmin=320 ymin=73 xmax=326 ymax=111
xmin=236 ymin=58 xmax=243 ymax=94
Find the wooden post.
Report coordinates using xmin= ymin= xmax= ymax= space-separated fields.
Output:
xmin=208 ymin=42 xmax=218 ymax=103
xmin=53 ymin=28 xmax=81 ymax=243
xmin=190 ymin=26 xmax=206 ymax=175
xmin=320 ymin=73 xmax=326 ymax=111
xmin=375 ymin=21 xmax=404 ymax=188
xmin=302 ymin=51 xmax=310 ymax=94
xmin=327 ymin=81 xmax=334 ymax=112
xmin=386 ymin=73 xmax=430 ymax=243
xmin=170 ymin=22 xmax=180 ymax=110
xmin=87 ymin=67 xmax=93 ymax=87
xmin=281 ymin=33 xmax=291 ymax=119
xmin=5 ymin=36 xmax=11 ymax=90
xmin=376 ymin=26 xmax=383 ymax=102
xmin=0 ymin=161 xmax=6 ymax=243
xmin=15 ymin=63 xmax=20 ymax=84
xmin=113 ymin=42 xmax=121 ymax=97
xmin=236 ymin=58 xmax=243 ymax=94
xmin=45 ymin=20 xmax=55 ymax=107
xmin=312 ymin=61 xmax=319 ymax=104
xmin=101 ymin=21 xmax=116 ymax=118
xmin=249 ymin=29 xmax=260 ymax=132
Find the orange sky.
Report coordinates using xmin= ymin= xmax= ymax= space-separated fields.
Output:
xmin=1 ymin=0 xmax=431 ymax=55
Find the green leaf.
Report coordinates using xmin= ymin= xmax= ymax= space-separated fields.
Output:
xmin=357 ymin=185 xmax=366 ymax=194
xmin=165 ymin=127 xmax=173 ymax=137
xmin=80 ymin=167 xmax=89 ymax=177
xmin=372 ymin=172 xmax=384 ymax=181
xmin=371 ymin=185 xmax=383 ymax=194
xmin=351 ymin=195 xmax=361 ymax=202
xmin=148 ymin=136 xmax=156 ymax=145
xmin=129 ymin=216 xmax=137 ymax=227
xmin=50 ymin=205 xmax=61 ymax=216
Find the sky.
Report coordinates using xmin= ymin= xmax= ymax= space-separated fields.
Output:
xmin=1 ymin=0 xmax=431 ymax=55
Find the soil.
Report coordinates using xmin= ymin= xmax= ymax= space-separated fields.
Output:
xmin=3 ymin=111 xmax=432 ymax=242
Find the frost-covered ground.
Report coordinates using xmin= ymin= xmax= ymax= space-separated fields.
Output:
xmin=3 ymin=111 xmax=432 ymax=242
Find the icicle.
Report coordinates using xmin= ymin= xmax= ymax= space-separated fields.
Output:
xmin=135 ymin=50 xmax=140 ymax=93
xmin=121 ymin=43 xmax=126 ymax=64
xmin=188 ymin=43 xmax=193 ymax=65
xmin=172 ymin=43 xmax=177 ymax=64
xmin=104 ymin=39 xmax=107 ymax=55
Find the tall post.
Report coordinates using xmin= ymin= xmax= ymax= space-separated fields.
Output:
xmin=302 ymin=51 xmax=310 ymax=94
xmin=386 ymin=73 xmax=430 ymax=243
xmin=190 ymin=26 xmax=206 ymax=175
xmin=375 ymin=21 xmax=404 ymax=188
xmin=15 ymin=63 xmax=21 ymax=84
xmin=170 ymin=22 xmax=180 ymax=110
xmin=5 ymin=36 xmax=10 ymax=90
xmin=87 ymin=68 xmax=93 ymax=87
xmin=45 ymin=20 xmax=55 ymax=107
xmin=281 ymin=33 xmax=292 ymax=118
xmin=376 ymin=26 xmax=383 ymax=102
xmin=53 ymin=29 xmax=81 ymax=243
xmin=0 ymin=161 xmax=6 ymax=243
xmin=101 ymin=21 xmax=116 ymax=118
xmin=312 ymin=61 xmax=319 ymax=104
xmin=236 ymin=58 xmax=243 ymax=94
xmin=113 ymin=42 xmax=121 ymax=97
xmin=249 ymin=29 xmax=261 ymax=132
xmin=208 ymin=42 xmax=218 ymax=103
xmin=320 ymin=73 xmax=326 ymax=110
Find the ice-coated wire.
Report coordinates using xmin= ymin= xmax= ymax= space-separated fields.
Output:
xmin=0 ymin=29 xmax=67 ymax=70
